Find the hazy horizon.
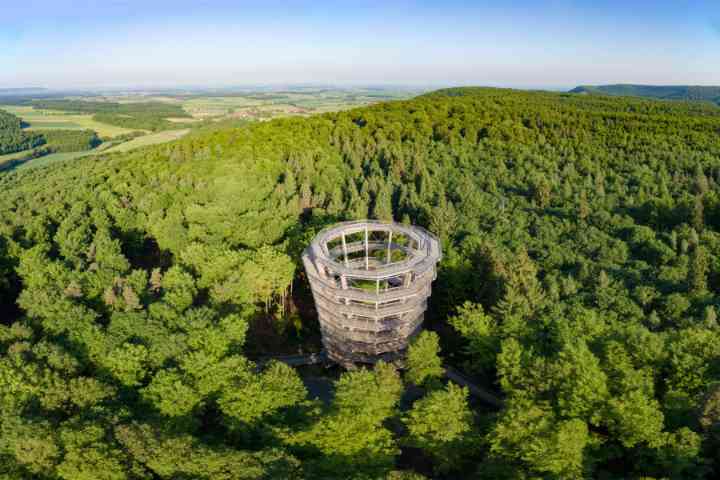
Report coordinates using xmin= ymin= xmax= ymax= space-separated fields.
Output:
xmin=3 ymin=0 xmax=719 ymax=89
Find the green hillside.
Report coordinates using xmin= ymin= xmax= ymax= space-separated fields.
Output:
xmin=2 ymin=87 xmax=720 ymax=478
xmin=571 ymin=83 xmax=720 ymax=104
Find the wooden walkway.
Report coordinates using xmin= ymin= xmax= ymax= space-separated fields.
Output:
xmin=256 ymin=352 xmax=503 ymax=409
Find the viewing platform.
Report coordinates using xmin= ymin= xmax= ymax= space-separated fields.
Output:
xmin=302 ymin=220 xmax=442 ymax=366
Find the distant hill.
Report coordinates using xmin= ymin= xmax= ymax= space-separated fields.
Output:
xmin=0 ymin=87 xmax=48 ymax=95
xmin=570 ymin=84 xmax=720 ymax=104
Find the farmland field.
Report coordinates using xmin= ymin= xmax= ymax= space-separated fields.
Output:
xmin=0 ymin=87 xmax=423 ymax=173
xmin=14 ymin=150 xmax=94 ymax=171
xmin=0 ymin=147 xmax=39 ymax=169
xmin=1 ymin=130 xmax=190 ymax=172
xmin=176 ymin=89 xmax=421 ymax=119
xmin=0 ymin=105 xmax=138 ymax=137
xmin=102 ymin=128 xmax=190 ymax=153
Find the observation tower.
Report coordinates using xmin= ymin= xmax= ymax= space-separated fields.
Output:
xmin=302 ymin=220 xmax=442 ymax=366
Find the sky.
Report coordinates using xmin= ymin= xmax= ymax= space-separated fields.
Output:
xmin=1 ymin=0 xmax=719 ymax=89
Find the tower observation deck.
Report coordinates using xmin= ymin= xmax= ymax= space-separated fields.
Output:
xmin=302 ymin=220 xmax=442 ymax=366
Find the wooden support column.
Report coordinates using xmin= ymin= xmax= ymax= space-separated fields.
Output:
xmin=341 ymin=233 xmax=349 ymax=268
xmin=364 ymin=227 xmax=369 ymax=270
xmin=376 ymin=279 xmax=380 ymax=311
xmin=386 ymin=230 xmax=392 ymax=265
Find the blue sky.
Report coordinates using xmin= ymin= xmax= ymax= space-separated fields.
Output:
xmin=1 ymin=0 xmax=719 ymax=89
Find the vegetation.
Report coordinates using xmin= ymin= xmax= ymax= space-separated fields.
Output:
xmin=2 ymin=86 xmax=720 ymax=478
xmin=571 ymin=84 xmax=720 ymax=104
xmin=405 ymin=331 xmax=444 ymax=388
xmin=0 ymin=105 xmax=138 ymax=138
xmin=34 ymin=129 xmax=101 ymax=153
xmin=0 ymin=108 xmax=45 ymax=154
xmin=102 ymin=129 xmax=189 ymax=154
xmin=30 ymin=100 xmax=192 ymax=131
xmin=0 ymin=109 xmax=99 ymax=169
xmin=177 ymin=87 xmax=422 ymax=119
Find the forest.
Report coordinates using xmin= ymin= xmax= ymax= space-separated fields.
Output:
xmin=34 ymin=129 xmax=101 ymax=153
xmin=0 ymin=108 xmax=101 ymax=167
xmin=571 ymin=84 xmax=720 ymax=105
xmin=1 ymin=87 xmax=720 ymax=479
xmin=0 ymin=109 xmax=45 ymax=154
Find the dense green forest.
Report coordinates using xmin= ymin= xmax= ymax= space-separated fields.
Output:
xmin=0 ymin=109 xmax=45 ymax=154
xmin=2 ymin=87 xmax=720 ymax=478
xmin=30 ymin=100 xmax=191 ymax=131
xmin=34 ymin=129 xmax=101 ymax=153
xmin=571 ymin=84 xmax=720 ymax=105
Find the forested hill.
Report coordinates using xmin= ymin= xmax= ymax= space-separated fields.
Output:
xmin=3 ymin=87 xmax=720 ymax=478
xmin=571 ymin=83 xmax=720 ymax=104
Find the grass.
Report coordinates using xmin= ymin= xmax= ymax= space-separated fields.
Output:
xmin=0 ymin=105 xmax=138 ymax=137
xmin=15 ymin=151 xmax=94 ymax=171
xmin=0 ymin=148 xmax=94 ymax=172
xmin=0 ymin=148 xmax=36 ymax=164
xmin=102 ymin=129 xmax=190 ymax=153
xmin=167 ymin=117 xmax=201 ymax=123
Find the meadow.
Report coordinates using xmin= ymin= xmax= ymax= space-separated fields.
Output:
xmin=102 ymin=129 xmax=190 ymax=153
xmin=0 ymin=147 xmax=41 ymax=170
xmin=13 ymin=150 xmax=94 ymax=171
xmin=0 ymin=105 xmax=137 ymax=137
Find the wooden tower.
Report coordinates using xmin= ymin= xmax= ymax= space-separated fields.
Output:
xmin=302 ymin=220 xmax=442 ymax=366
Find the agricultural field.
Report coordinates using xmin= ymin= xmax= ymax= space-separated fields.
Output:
xmin=87 ymin=87 xmax=424 ymax=121
xmin=102 ymin=128 xmax=190 ymax=153
xmin=2 ymin=87 xmax=423 ymax=135
xmin=175 ymin=88 xmax=422 ymax=119
xmin=13 ymin=150 xmax=95 ymax=171
xmin=0 ymin=147 xmax=40 ymax=170
xmin=0 ymin=105 xmax=136 ymax=137
xmin=0 ymin=87 xmax=423 ymax=172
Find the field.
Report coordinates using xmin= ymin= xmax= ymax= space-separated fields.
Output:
xmin=2 ymin=88 xmax=422 ymax=137
xmin=14 ymin=150 xmax=94 ymax=171
xmin=0 ymin=147 xmax=40 ymax=170
xmin=0 ymin=88 xmax=423 ymax=173
xmin=92 ymin=88 xmax=423 ymax=121
xmin=0 ymin=148 xmax=35 ymax=164
xmin=1 ymin=130 xmax=191 ymax=172
xmin=102 ymin=129 xmax=190 ymax=153
xmin=0 ymin=105 xmax=137 ymax=137
xmin=177 ymin=89 xmax=420 ymax=119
